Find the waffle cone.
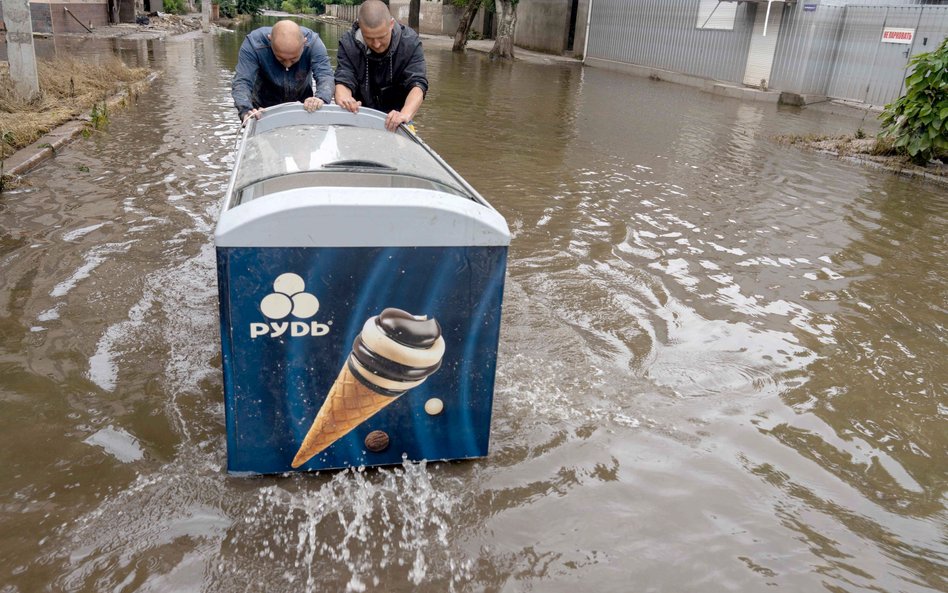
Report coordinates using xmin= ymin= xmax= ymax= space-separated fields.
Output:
xmin=292 ymin=362 xmax=397 ymax=468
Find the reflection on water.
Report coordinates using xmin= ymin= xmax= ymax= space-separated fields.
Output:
xmin=0 ymin=16 xmax=945 ymax=593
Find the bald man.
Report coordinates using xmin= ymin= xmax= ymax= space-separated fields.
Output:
xmin=232 ymin=20 xmax=334 ymax=124
xmin=334 ymin=0 xmax=428 ymax=131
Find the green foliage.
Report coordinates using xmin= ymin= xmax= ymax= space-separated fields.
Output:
xmin=237 ymin=0 xmax=266 ymax=14
xmin=878 ymin=36 xmax=948 ymax=165
xmin=218 ymin=0 xmax=266 ymax=17
xmin=162 ymin=0 xmax=186 ymax=14
xmin=90 ymin=101 xmax=109 ymax=130
xmin=450 ymin=0 xmax=495 ymax=12
xmin=279 ymin=0 xmax=322 ymax=12
xmin=217 ymin=0 xmax=236 ymax=17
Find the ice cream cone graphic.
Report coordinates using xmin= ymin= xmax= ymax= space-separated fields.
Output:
xmin=292 ymin=308 xmax=445 ymax=468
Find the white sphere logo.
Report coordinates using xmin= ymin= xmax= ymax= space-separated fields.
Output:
xmin=260 ymin=273 xmax=320 ymax=320
xmin=273 ymin=273 xmax=306 ymax=296
xmin=292 ymin=293 xmax=320 ymax=318
xmin=260 ymin=293 xmax=293 ymax=319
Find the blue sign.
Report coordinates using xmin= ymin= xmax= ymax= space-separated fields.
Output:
xmin=803 ymin=4 xmax=817 ymax=11
xmin=217 ymin=245 xmax=507 ymax=474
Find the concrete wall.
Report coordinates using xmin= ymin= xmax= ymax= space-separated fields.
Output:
xmin=513 ymin=0 xmax=573 ymax=54
xmin=328 ymin=1 xmax=462 ymax=35
xmin=29 ymin=2 xmax=53 ymax=32
xmin=388 ymin=0 xmax=410 ymax=22
xmin=119 ymin=0 xmax=135 ymax=23
xmin=28 ymin=0 xmax=109 ymax=33
xmin=416 ymin=0 xmax=462 ymax=36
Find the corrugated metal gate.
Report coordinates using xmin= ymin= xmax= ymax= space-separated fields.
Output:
xmin=771 ymin=3 xmax=948 ymax=105
xmin=826 ymin=5 xmax=948 ymax=105
xmin=586 ymin=0 xmax=756 ymax=85
xmin=588 ymin=1 xmax=948 ymax=106
xmin=770 ymin=4 xmax=848 ymax=95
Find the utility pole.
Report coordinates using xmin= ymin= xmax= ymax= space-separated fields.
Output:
xmin=5 ymin=0 xmax=40 ymax=100
xmin=202 ymin=0 xmax=211 ymax=32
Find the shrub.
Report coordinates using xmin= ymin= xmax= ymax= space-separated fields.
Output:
xmin=162 ymin=0 xmax=186 ymax=14
xmin=217 ymin=0 xmax=237 ymax=18
xmin=878 ymin=36 xmax=948 ymax=165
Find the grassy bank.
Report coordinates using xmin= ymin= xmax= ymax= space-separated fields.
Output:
xmin=1 ymin=57 xmax=150 ymax=159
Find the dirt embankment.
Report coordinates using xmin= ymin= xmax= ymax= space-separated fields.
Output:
xmin=0 ymin=57 xmax=151 ymax=160
xmin=0 ymin=12 xmax=249 ymax=186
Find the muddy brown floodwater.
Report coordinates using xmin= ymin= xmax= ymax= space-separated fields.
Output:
xmin=0 ymin=17 xmax=945 ymax=593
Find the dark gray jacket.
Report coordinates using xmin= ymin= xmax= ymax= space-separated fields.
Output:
xmin=335 ymin=21 xmax=428 ymax=114
xmin=231 ymin=26 xmax=333 ymax=121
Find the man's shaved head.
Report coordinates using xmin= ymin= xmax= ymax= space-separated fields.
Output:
xmin=270 ymin=20 xmax=305 ymax=68
xmin=271 ymin=20 xmax=304 ymax=53
xmin=358 ymin=0 xmax=392 ymax=29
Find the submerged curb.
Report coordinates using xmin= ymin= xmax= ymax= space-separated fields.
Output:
xmin=2 ymin=121 xmax=88 ymax=177
xmin=2 ymin=71 xmax=160 ymax=181
xmin=828 ymin=151 xmax=948 ymax=187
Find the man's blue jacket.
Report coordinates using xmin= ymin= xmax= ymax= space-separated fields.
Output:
xmin=231 ymin=26 xmax=334 ymax=121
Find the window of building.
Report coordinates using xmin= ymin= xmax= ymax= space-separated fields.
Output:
xmin=696 ymin=0 xmax=738 ymax=30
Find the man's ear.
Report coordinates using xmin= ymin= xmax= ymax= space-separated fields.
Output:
xmin=267 ymin=34 xmax=272 ymax=41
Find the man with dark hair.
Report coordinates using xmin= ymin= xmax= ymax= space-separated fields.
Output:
xmin=232 ymin=20 xmax=334 ymax=124
xmin=334 ymin=0 xmax=429 ymax=132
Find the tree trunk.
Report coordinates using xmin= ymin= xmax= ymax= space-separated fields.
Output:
xmin=489 ymin=0 xmax=517 ymax=60
xmin=452 ymin=0 xmax=480 ymax=52
xmin=409 ymin=0 xmax=420 ymax=31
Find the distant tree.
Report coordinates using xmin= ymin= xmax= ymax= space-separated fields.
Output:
xmin=217 ymin=0 xmax=264 ymax=16
xmin=215 ymin=0 xmax=266 ymax=14
xmin=489 ymin=0 xmax=517 ymax=60
xmin=452 ymin=0 xmax=483 ymax=52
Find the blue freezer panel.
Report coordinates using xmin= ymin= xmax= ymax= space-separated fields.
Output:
xmin=216 ymin=245 xmax=507 ymax=474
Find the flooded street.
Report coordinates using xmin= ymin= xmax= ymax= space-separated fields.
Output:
xmin=1 ymin=18 xmax=945 ymax=592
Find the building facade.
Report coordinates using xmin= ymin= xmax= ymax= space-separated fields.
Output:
xmin=22 ymin=0 xmax=147 ymax=34
xmin=584 ymin=0 xmax=948 ymax=107
xmin=28 ymin=0 xmax=110 ymax=33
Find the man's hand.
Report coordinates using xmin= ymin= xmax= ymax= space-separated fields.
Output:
xmin=303 ymin=97 xmax=324 ymax=112
xmin=242 ymin=108 xmax=264 ymax=125
xmin=385 ymin=110 xmax=411 ymax=132
xmin=338 ymin=96 xmax=361 ymax=113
